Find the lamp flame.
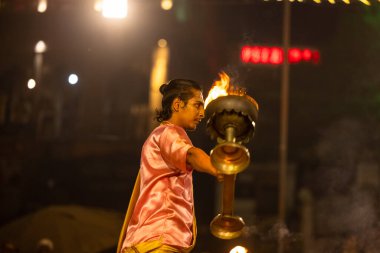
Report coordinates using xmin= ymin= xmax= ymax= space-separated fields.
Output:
xmin=204 ymin=72 xmax=231 ymax=108
xmin=205 ymin=72 xmax=258 ymax=110
xmin=205 ymin=72 xmax=246 ymax=108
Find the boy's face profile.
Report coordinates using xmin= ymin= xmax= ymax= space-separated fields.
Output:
xmin=174 ymin=90 xmax=205 ymax=131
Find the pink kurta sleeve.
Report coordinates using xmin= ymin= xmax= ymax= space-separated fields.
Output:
xmin=159 ymin=126 xmax=193 ymax=173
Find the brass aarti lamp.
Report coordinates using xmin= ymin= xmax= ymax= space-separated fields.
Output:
xmin=206 ymin=94 xmax=259 ymax=240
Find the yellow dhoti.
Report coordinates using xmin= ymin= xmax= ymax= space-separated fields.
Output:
xmin=121 ymin=240 xmax=182 ymax=252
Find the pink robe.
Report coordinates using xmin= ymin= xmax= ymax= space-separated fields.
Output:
xmin=122 ymin=123 xmax=194 ymax=249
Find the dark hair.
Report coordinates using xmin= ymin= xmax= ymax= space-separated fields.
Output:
xmin=156 ymin=79 xmax=202 ymax=122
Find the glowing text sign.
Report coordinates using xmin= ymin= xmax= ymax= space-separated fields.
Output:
xmin=241 ymin=46 xmax=320 ymax=65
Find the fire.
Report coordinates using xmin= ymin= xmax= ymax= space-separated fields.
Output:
xmin=205 ymin=72 xmax=247 ymax=108
xmin=204 ymin=72 xmax=232 ymax=108
xmin=204 ymin=71 xmax=259 ymax=110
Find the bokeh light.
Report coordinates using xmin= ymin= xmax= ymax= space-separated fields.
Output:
xmin=230 ymin=245 xmax=248 ymax=253
xmin=158 ymin=39 xmax=168 ymax=48
xmin=35 ymin=41 xmax=47 ymax=54
xmin=27 ymin=79 xmax=36 ymax=89
xmin=94 ymin=0 xmax=102 ymax=12
xmin=102 ymin=0 xmax=128 ymax=19
xmin=37 ymin=0 xmax=47 ymax=13
xmin=161 ymin=0 xmax=173 ymax=10
xmin=68 ymin=74 xmax=79 ymax=85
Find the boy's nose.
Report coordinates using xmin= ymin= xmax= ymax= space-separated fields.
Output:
xmin=199 ymin=107 xmax=205 ymax=118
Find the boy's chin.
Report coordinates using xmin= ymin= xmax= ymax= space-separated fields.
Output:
xmin=186 ymin=125 xmax=197 ymax=131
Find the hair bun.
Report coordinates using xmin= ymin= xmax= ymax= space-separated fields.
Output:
xmin=159 ymin=83 xmax=169 ymax=95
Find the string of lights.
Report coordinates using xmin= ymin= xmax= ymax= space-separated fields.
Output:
xmin=0 ymin=0 xmax=378 ymax=13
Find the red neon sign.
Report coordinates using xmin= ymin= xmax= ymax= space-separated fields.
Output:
xmin=241 ymin=46 xmax=320 ymax=65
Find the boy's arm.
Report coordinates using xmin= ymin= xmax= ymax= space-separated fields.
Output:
xmin=187 ymin=147 xmax=220 ymax=178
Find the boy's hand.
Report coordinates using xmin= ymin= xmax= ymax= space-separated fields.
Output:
xmin=216 ymin=172 xmax=224 ymax=182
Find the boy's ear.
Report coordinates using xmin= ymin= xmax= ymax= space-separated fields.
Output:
xmin=172 ymin=98 xmax=181 ymax=112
